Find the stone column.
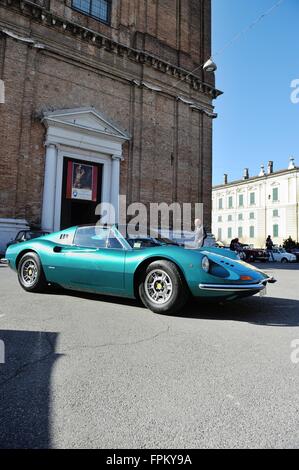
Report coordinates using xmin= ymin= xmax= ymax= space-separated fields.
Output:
xmin=41 ymin=144 xmax=57 ymax=232
xmin=110 ymin=155 xmax=122 ymax=224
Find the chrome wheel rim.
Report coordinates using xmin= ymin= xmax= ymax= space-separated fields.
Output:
xmin=144 ymin=269 xmax=173 ymax=305
xmin=21 ymin=259 xmax=38 ymax=287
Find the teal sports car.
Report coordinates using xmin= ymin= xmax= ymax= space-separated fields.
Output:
xmin=4 ymin=225 xmax=276 ymax=315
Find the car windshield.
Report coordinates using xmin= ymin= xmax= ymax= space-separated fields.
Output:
xmin=15 ymin=231 xmax=25 ymax=241
xmin=126 ymin=235 xmax=179 ymax=249
xmin=25 ymin=231 xmax=44 ymax=240
xmin=119 ymin=226 xmax=180 ymax=249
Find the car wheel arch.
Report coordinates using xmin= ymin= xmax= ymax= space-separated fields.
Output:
xmin=133 ymin=256 xmax=188 ymax=300
xmin=16 ymin=249 xmax=39 ymax=269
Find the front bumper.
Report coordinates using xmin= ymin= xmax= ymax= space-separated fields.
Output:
xmin=199 ymin=277 xmax=276 ymax=292
xmin=0 ymin=258 xmax=9 ymax=266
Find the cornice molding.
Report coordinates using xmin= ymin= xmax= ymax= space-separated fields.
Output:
xmin=0 ymin=0 xmax=222 ymax=100
xmin=213 ymin=168 xmax=299 ymax=191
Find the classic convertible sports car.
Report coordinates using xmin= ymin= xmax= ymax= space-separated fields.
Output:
xmin=4 ymin=225 xmax=276 ymax=314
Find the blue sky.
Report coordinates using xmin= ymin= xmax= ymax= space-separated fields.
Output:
xmin=212 ymin=0 xmax=299 ymax=185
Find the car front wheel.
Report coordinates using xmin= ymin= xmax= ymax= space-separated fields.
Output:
xmin=281 ymin=258 xmax=289 ymax=264
xmin=18 ymin=252 xmax=47 ymax=293
xmin=138 ymin=260 xmax=189 ymax=314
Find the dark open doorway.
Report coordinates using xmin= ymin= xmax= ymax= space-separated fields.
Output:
xmin=60 ymin=157 xmax=103 ymax=230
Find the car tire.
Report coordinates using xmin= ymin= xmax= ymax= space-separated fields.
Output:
xmin=281 ymin=258 xmax=289 ymax=264
xmin=18 ymin=252 xmax=47 ymax=293
xmin=138 ymin=260 xmax=189 ymax=315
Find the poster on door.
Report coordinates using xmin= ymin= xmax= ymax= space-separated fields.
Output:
xmin=66 ymin=161 xmax=98 ymax=201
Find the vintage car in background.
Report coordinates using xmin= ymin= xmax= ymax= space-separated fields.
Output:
xmin=4 ymin=225 xmax=276 ymax=315
xmin=6 ymin=229 xmax=49 ymax=249
xmin=214 ymin=244 xmax=268 ymax=263
xmin=286 ymin=248 xmax=299 ymax=262
xmin=241 ymin=245 xmax=269 ymax=263
xmin=271 ymin=248 xmax=297 ymax=263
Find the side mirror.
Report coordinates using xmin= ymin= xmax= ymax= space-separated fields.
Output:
xmin=53 ymin=246 xmax=62 ymax=253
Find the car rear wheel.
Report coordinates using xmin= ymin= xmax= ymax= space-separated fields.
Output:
xmin=138 ymin=260 xmax=189 ymax=314
xmin=18 ymin=252 xmax=47 ymax=293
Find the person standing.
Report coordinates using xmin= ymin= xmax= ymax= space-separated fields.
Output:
xmin=194 ymin=219 xmax=207 ymax=248
xmin=229 ymin=238 xmax=245 ymax=259
xmin=230 ymin=238 xmax=241 ymax=252
xmin=266 ymin=235 xmax=275 ymax=262
xmin=230 ymin=238 xmax=237 ymax=251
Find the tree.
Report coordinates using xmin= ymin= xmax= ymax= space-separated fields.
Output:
xmin=283 ymin=236 xmax=299 ymax=250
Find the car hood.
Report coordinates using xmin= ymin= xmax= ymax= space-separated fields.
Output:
xmin=149 ymin=245 xmax=268 ymax=282
xmin=200 ymin=249 xmax=269 ymax=282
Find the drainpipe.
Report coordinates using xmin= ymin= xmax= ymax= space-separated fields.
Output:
xmin=296 ymin=172 xmax=299 ymax=242
xmin=264 ymin=178 xmax=267 ymax=248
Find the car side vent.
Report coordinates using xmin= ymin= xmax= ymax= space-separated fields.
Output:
xmin=220 ymin=260 xmax=234 ymax=268
xmin=210 ymin=262 xmax=229 ymax=278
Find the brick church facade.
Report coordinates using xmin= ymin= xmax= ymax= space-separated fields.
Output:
xmin=0 ymin=0 xmax=220 ymax=250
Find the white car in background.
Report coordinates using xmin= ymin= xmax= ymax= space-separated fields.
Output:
xmin=271 ymin=248 xmax=297 ymax=263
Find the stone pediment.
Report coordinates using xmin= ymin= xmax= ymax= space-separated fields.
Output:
xmin=42 ymin=107 xmax=130 ymax=141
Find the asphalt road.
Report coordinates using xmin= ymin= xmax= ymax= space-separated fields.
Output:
xmin=0 ymin=263 xmax=299 ymax=449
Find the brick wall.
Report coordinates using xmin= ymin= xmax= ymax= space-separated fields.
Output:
xmin=0 ymin=0 xmax=216 ymax=231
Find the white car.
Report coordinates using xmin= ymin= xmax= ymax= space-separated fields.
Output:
xmin=271 ymin=248 xmax=297 ymax=263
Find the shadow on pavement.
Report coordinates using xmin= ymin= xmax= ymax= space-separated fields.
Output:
xmin=47 ymin=286 xmax=299 ymax=327
xmin=0 ymin=330 xmax=60 ymax=449
xmin=48 ymin=285 xmax=143 ymax=309
xmin=250 ymin=262 xmax=299 ymax=271
xmin=177 ymin=296 xmax=299 ymax=327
